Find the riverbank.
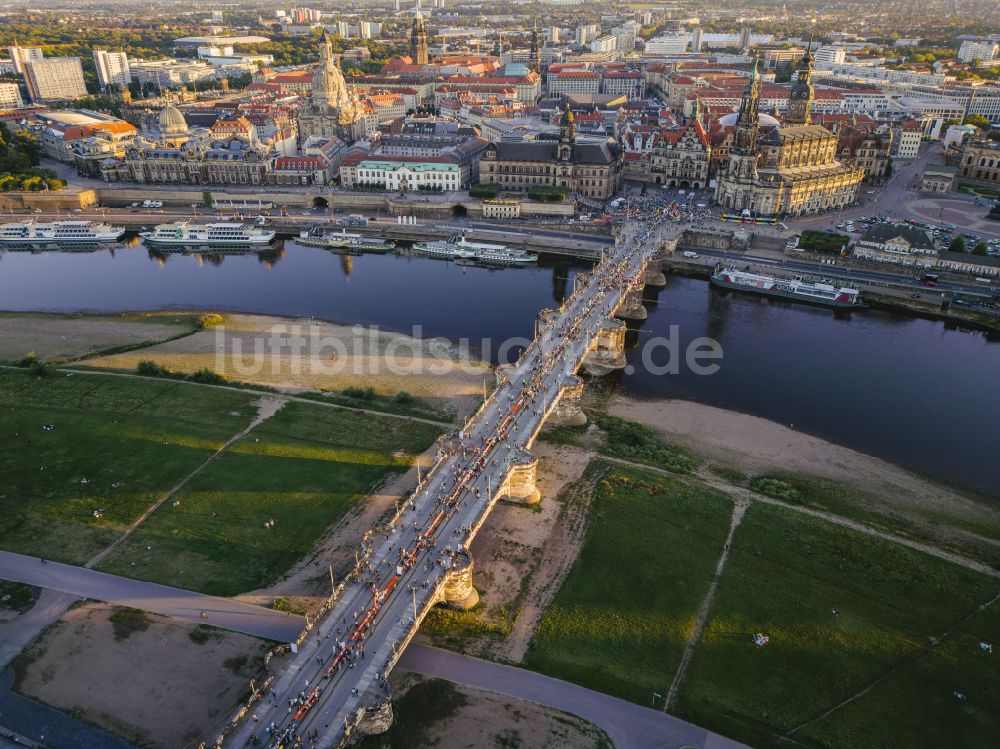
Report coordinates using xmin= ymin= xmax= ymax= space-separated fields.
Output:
xmin=607 ymin=394 xmax=1000 ymax=563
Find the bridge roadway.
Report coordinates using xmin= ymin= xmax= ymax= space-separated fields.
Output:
xmin=226 ymin=219 xmax=670 ymax=749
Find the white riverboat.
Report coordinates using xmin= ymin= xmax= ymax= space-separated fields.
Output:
xmin=411 ymin=239 xmax=476 ymax=260
xmin=473 ymin=246 xmax=538 ymax=266
xmin=710 ymin=265 xmax=863 ymax=308
xmin=0 ymin=220 xmax=125 ymax=244
xmin=140 ymin=222 xmax=275 ymax=247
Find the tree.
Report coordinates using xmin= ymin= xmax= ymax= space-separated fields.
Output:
xmin=948 ymin=235 xmax=966 ymax=254
xmin=964 ymin=114 xmax=991 ymax=130
xmin=202 ymin=190 xmax=213 ymax=207
xmin=972 ymin=241 xmax=988 ymax=256
xmin=884 ymin=158 xmax=893 ymax=179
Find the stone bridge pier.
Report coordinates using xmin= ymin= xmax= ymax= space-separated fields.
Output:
xmin=355 ymin=698 xmax=394 ymax=738
xmin=437 ymin=549 xmax=480 ymax=610
xmin=352 ymin=548 xmax=479 ymax=740
xmin=643 ymin=257 xmax=667 ymax=288
xmin=501 ymin=447 xmax=541 ymax=505
xmin=584 ymin=319 xmax=627 ymax=375
xmin=616 ymin=281 xmax=648 ymax=321
xmin=548 ymin=374 xmax=587 ymax=427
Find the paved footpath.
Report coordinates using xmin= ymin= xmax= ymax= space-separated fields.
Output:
xmin=0 ymin=668 xmax=135 ymax=749
xmin=0 ymin=551 xmax=304 ymax=642
xmin=399 ymin=645 xmax=749 ymax=749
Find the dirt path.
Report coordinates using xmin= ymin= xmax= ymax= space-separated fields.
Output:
xmin=85 ymin=395 xmax=286 ymax=570
xmin=665 ymin=497 xmax=748 ymax=710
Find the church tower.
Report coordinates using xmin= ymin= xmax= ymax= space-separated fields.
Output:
xmin=716 ymin=58 xmax=762 ymax=209
xmin=410 ymin=9 xmax=429 ymax=65
xmin=528 ymin=24 xmax=540 ymax=73
xmin=731 ymin=57 xmax=762 ymax=156
xmin=786 ymin=39 xmax=814 ymax=125
xmin=557 ymin=103 xmax=575 ymax=161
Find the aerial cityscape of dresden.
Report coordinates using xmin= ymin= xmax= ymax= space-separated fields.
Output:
xmin=0 ymin=0 xmax=999 ymax=748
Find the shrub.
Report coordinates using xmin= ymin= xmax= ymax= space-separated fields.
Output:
xmin=16 ymin=351 xmax=39 ymax=368
xmin=137 ymin=360 xmax=173 ymax=377
xmin=393 ymin=391 xmax=414 ymax=405
xmin=342 ymin=386 xmax=376 ymax=400
xmin=591 ymin=413 xmax=699 ymax=474
xmin=186 ymin=368 xmax=227 ymax=385
xmin=528 ymin=185 xmax=568 ymax=202
xmin=197 ymin=312 xmax=225 ymax=329
xmin=749 ymin=476 xmax=802 ymax=501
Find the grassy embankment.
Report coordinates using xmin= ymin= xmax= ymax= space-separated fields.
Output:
xmin=0 ymin=368 xmax=442 ymax=595
xmin=522 ymin=416 xmax=1000 ymax=749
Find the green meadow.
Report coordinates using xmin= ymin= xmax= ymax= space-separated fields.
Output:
xmin=0 ymin=368 xmax=257 ymax=563
xmin=97 ymin=400 xmax=441 ymax=595
xmin=524 ymin=466 xmax=733 ymax=703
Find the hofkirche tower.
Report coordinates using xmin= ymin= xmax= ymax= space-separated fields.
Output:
xmin=786 ymin=39 xmax=814 ymax=125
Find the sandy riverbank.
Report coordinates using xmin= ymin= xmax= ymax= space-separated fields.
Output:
xmin=78 ymin=312 xmax=491 ymax=407
xmin=607 ymin=395 xmax=1000 ymax=553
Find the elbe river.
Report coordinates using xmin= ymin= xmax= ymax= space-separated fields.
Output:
xmin=2 ymin=240 xmax=998 ymax=497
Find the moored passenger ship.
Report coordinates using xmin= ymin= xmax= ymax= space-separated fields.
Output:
xmin=0 ymin=220 xmax=125 ymax=244
xmin=139 ymin=222 xmax=276 ymax=247
xmin=710 ymin=265 xmax=863 ymax=308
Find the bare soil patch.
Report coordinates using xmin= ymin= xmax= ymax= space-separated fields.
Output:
xmin=420 ymin=441 xmax=599 ymax=662
xmin=15 ymin=601 xmax=270 ymax=749
xmin=384 ymin=670 xmax=610 ymax=749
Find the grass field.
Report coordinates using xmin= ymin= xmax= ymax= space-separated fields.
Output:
xmin=0 ymin=311 xmax=202 ymax=364
xmin=749 ymin=473 xmax=1000 ymax=567
xmin=97 ymin=400 xmax=442 ymax=595
xmin=674 ymin=502 xmax=1000 ymax=748
xmin=0 ymin=368 xmax=258 ymax=563
xmin=524 ymin=465 xmax=733 ymax=704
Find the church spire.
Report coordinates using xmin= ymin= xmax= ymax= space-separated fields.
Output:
xmin=786 ymin=36 xmax=814 ymax=125
xmin=732 ymin=57 xmax=761 ymax=155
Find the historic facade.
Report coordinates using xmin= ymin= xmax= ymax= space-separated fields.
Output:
xmin=297 ymin=32 xmax=367 ymax=145
xmin=113 ymin=106 xmax=272 ymax=185
xmin=715 ymin=57 xmax=864 ymax=218
xmin=478 ymin=105 xmax=624 ymax=200
xmin=623 ymin=113 xmax=711 ymax=188
xmin=958 ymin=139 xmax=1000 ymax=185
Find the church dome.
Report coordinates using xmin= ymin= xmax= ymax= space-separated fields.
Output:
xmin=717 ymin=111 xmax=780 ymax=128
xmin=159 ymin=105 xmax=187 ymax=134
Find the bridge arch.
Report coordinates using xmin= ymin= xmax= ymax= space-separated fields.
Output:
xmin=312 ymin=196 xmax=329 ymax=209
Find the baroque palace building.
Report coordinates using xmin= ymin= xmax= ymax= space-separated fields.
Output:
xmin=297 ymin=32 xmax=367 ymax=144
xmin=715 ymin=51 xmax=864 ymax=218
xmin=478 ymin=104 xmax=624 ymax=200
